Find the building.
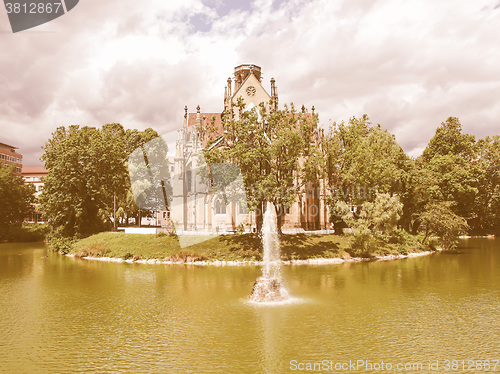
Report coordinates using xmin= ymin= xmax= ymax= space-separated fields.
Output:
xmin=21 ymin=166 xmax=48 ymax=223
xmin=160 ymin=64 xmax=328 ymax=233
xmin=0 ymin=142 xmax=22 ymax=173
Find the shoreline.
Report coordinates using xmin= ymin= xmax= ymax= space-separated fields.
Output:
xmin=64 ymin=248 xmax=440 ymax=266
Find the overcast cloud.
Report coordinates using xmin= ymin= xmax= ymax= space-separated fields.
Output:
xmin=1 ymin=0 xmax=499 ymax=165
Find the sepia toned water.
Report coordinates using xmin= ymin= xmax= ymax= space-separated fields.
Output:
xmin=0 ymin=239 xmax=499 ymax=373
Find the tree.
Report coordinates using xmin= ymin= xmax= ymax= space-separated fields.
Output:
xmin=0 ymin=165 xmax=34 ymax=239
xmin=419 ymin=202 xmax=469 ymax=250
xmin=335 ymin=193 xmax=403 ymax=255
xmin=399 ymin=161 xmax=434 ymax=234
xmin=40 ymin=124 xmax=162 ymax=238
xmin=412 ymin=117 xmax=480 ymax=231
xmin=128 ymin=135 xmax=172 ymax=215
xmin=474 ymin=135 xmax=500 ymax=234
xmin=422 ymin=117 xmax=476 ymax=162
xmin=324 ymin=115 xmax=410 ymax=231
xmin=205 ymin=99 xmax=318 ymax=233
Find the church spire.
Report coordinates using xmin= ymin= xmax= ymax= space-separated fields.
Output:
xmin=195 ymin=105 xmax=202 ymax=127
xmin=270 ymin=77 xmax=278 ymax=111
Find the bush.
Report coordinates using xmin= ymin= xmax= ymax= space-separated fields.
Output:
xmin=349 ymin=229 xmax=379 ymax=257
xmin=388 ymin=229 xmax=426 ymax=253
xmin=48 ymin=235 xmax=74 ymax=254
xmin=427 ymin=238 xmax=438 ymax=251
xmin=419 ymin=202 xmax=469 ymax=251
xmin=0 ymin=223 xmax=48 ymax=242
xmin=336 ymin=194 xmax=404 ymax=256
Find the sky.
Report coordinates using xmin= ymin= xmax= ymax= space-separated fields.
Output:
xmin=1 ymin=0 xmax=499 ymax=166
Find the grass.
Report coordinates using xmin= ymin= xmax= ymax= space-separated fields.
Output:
xmin=68 ymin=231 xmax=427 ymax=262
xmin=71 ymin=232 xmax=264 ymax=261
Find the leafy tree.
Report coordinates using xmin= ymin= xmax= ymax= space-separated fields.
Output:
xmin=120 ymin=128 xmax=162 ymax=225
xmin=412 ymin=117 xmax=480 ymax=231
xmin=422 ymin=117 xmax=476 ymax=162
xmin=474 ymin=135 xmax=500 ymax=234
xmin=40 ymin=124 xmax=161 ymax=239
xmin=129 ymin=135 xmax=172 ymax=212
xmin=419 ymin=201 xmax=469 ymax=250
xmin=335 ymin=116 xmax=410 ymax=202
xmin=0 ymin=165 xmax=34 ymax=239
xmin=324 ymin=115 xmax=410 ymax=233
xmin=335 ymin=193 xmax=403 ymax=255
xmin=399 ymin=161 xmax=435 ymax=234
xmin=205 ymin=99 xmax=318 ymax=233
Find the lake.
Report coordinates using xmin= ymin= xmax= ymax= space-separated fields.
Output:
xmin=0 ymin=238 xmax=499 ymax=373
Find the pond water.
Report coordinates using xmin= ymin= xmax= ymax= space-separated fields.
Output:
xmin=0 ymin=239 xmax=499 ymax=373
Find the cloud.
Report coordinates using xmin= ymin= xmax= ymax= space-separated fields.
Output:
xmin=0 ymin=0 xmax=499 ymax=165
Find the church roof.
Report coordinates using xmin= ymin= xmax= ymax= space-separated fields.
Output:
xmin=186 ymin=112 xmax=223 ymax=134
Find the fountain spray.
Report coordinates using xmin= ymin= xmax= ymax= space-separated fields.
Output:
xmin=249 ymin=202 xmax=288 ymax=302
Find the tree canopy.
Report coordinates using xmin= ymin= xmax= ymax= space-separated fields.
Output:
xmin=325 ymin=116 xmax=410 ymax=205
xmin=40 ymin=123 xmax=161 ymax=238
xmin=205 ymin=99 xmax=319 ymax=232
xmin=0 ymin=165 xmax=34 ymax=239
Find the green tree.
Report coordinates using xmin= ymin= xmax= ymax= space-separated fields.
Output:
xmin=399 ymin=161 xmax=435 ymax=234
xmin=324 ymin=115 xmax=410 ymax=231
xmin=205 ymin=99 xmax=317 ymax=233
xmin=412 ymin=117 xmax=480 ymax=231
xmin=120 ymin=128 xmax=162 ymax=225
xmin=40 ymin=124 xmax=161 ymax=239
xmin=474 ymin=135 xmax=500 ymax=234
xmin=128 ymin=135 xmax=172 ymax=215
xmin=0 ymin=165 xmax=34 ymax=239
xmin=419 ymin=202 xmax=469 ymax=250
xmin=422 ymin=117 xmax=476 ymax=162
xmin=335 ymin=193 xmax=403 ymax=255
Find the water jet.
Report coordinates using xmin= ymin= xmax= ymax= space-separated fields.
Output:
xmin=249 ymin=202 xmax=289 ymax=303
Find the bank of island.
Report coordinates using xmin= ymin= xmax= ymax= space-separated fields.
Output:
xmin=63 ymin=231 xmax=438 ymax=265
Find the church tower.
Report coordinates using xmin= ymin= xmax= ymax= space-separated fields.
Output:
xmin=223 ymin=64 xmax=278 ymax=119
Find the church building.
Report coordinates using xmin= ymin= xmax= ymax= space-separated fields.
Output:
xmin=163 ymin=64 xmax=328 ymax=233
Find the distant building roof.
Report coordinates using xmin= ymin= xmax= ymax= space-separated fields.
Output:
xmin=0 ymin=142 xmax=18 ymax=150
xmin=21 ymin=166 xmax=48 ymax=175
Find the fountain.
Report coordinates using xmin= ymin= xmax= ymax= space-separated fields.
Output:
xmin=249 ymin=202 xmax=289 ymax=303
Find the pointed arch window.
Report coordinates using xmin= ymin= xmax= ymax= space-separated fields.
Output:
xmin=215 ymin=197 xmax=227 ymax=215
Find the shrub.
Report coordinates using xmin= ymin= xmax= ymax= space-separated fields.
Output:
xmin=48 ymin=235 xmax=74 ymax=254
xmin=349 ymin=228 xmax=379 ymax=257
xmin=235 ymin=224 xmax=245 ymax=235
xmin=336 ymin=193 xmax=404 ymax=256
xmin=74 ymin=250 xmax=89 ymax=258
xmin=0 ymin=223 xmax=48 ymax=242
xmin=419 ymin=202 xmax=469 ymax=251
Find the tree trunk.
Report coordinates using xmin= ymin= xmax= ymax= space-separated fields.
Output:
xmin=411 ymin=218 xmax=420 ymax=235
xmin=276 ymin=206 xmax=283 ymax=236
xmin=421 ymin=228 xmax=429 ymax=244
xmin=256 ymin=201 xmax=263 ymax=234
